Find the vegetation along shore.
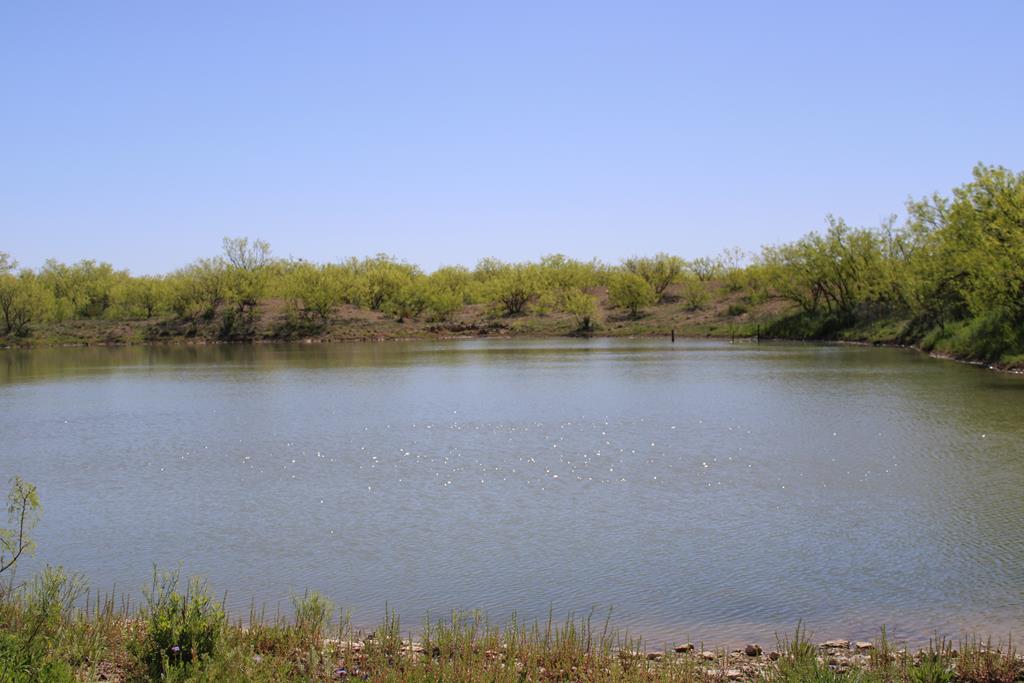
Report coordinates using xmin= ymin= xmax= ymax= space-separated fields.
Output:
xmin=2 ymin=164 xmax=1023 ymax=371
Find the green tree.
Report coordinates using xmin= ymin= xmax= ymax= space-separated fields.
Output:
xmin=561 ymin=288 xmax=598 ymax=331
xmin=423 ymin=266 xmax=474 ymax=321
xmin=623 ymin=253 xmax=683 ymax=300
xmin=678 ymin=274 xmax=709 ymax=310
xmin=608 ymin=271 xmax=657 ymax=318
xmin=687 ymin=256 xmax=720 ymax=282
xmin=945 ymin=164 xmax=1024 ymax=323
xmin=124 ymin=275 xmax=168 ymax=319
xmin=353 ymin=255 xmax=420 ymax=311
xmin=538 ymin=254 xmax=602 ymax=293
xmin=383 ymin=279 xmax=428 ymax=322
xmin=0 ymin=271 xmax=53 ymax=336
xmin=484 ymin=263 xmax=538 ymax=316
xmin=285 ymin=262 xmax=349 ymax=324
xmin=1 ymin=477 xmax=40 ymax=577
xmin=222 ymin=237 xmax=272 ymax=316
xmin=167 ymin=259 xmax=229 ymax=319
xmin=762 ymin=217 xmax=884 ymax=320
xmin=37 ymin=259 xmax=123 ymax=319
xmin=717 ymin=247 xmax=748 ymax=292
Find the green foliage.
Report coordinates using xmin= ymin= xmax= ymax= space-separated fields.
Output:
xmin=0 ymin=562 xmax=84 ymax=682
xmin=1 ymin=477 xmax=41 ymax=576
xmin=926 ymin=312 xmax=1024 ymax=362
xmin=123 ymin=275 xmax=168 ymax=319
xmin=168 ymin=258 xmax=230 ymax=320
xmin=285 ymin=262 xmax=349 ymax=324
xmin=623 ymin=253 xmax=683 ymax=299
xmin=222 ymin=237 xmax=273 ymax=316
xmin=678 ymin=276 xmax=709 ymax=310
xmin=135 ymin=568 xmax=226 ymax=677
xmin=0 ymin=271 xmax=53 ymax=336
xmin=352 ymin=254 xmax=421 ymax=312
xmin=482 ymin=262 xmax=539 ymax=316
xmin=772 ymin=623 xmax=857 ymax=683
xmin=0 ymin=632 xmax=76 ymax=683
xmin=688 ymin=256 xmax=720 ymax=282
xmin=383 ymin=279 xmax=429 ymax=322
xmin=717 ymin=247 xmax=749 ymax=292
xmin=909 ymin=653 xmax=954 ymax=683
xmin=608 ymin=271 xmax=657 ymax=318
xmin=761 ymin=216 xmax=885 ymax=320
xmin=38 ymin=259 xmax=127 ymax=319
xmin=537 ymin=254 xmax=602 ymax=291
xmin=946 ymin=165 xmax=1024 ymax=323
xmin=561 ymin=288 xmax=599 ymax=331
xmin=291 ymin=592 xmax=333 ymax=649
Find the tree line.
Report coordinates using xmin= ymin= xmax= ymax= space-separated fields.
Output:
xmin=0 ymin=240 xmax=743 ymax=335
xmin=1 ymin=163 xmax=1021 ymax=363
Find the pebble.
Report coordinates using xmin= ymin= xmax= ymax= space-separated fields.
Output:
xmin=674 ymin=642 xmax=694 ymax=653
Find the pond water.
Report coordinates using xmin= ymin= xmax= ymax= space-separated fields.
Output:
xmin=2 ymin=339 xmax=1022 ymax=645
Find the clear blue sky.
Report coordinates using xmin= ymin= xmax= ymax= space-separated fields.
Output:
xmin=2 ymin=1 xmax=1022 ymax=274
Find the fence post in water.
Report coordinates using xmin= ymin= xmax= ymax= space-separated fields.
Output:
xmin=671 ymin=328 xmax=675 ymax=343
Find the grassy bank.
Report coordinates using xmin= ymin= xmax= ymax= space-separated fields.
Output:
xmin=1 ymin=567 xmax=1021 ymax=682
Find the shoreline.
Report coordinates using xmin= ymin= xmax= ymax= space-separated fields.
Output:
xmin=4 ymin=325 xmax=1023 ymax=377
xmin=3 ymin=579 xmax=1021 ymax=682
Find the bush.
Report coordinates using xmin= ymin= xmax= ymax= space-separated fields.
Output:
xmin=292 ymin=591 xmax=333 ymax=649
xmin=0 ymin=567 xmax=84 ymax=683
xmin=0 ymin=633 xmax=75 ymax=683
xmin=930 ymin=311 xmax=1024 ymax=363
xmin=561 ymin=289 xmax=598 ymax=331
xmin=608 ymin=272 xmax=656 ymax=319
xmin=679 ymin=277 xmax=709 ymax=310
xmin=134 ymin=569 xmax=225 ymax=677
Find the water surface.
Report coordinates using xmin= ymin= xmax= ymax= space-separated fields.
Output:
xmin=2 ymin=339 xmax=1022 ymax=645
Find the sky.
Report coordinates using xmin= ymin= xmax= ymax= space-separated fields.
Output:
xmin=2 ymin=1 xmax=1023 ymax=274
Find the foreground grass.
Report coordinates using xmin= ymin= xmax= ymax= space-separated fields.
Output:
xmin=1 ymin=568 xmax=1021 ymax=682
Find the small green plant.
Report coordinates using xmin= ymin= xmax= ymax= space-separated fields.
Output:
xmin=909 ymin=656 xmax=954 ymax=683
xmin=292 ymin=591 xmax=333 ymax=648
xmin=134 ymin=568 xmax=225 ymax=676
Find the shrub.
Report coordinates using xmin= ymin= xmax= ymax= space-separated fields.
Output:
xmin=292 ymin=591 xmax=333 ymax=649
xmin=0 ymin=567 xmax=84 ymax=683
xmin=932 ymin=311 xmax=1024 ymax=363
xmin=134 ymin=569 xmax=225 ymax=677
xmin=608 ymin=272 xmax=656 ymax=319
